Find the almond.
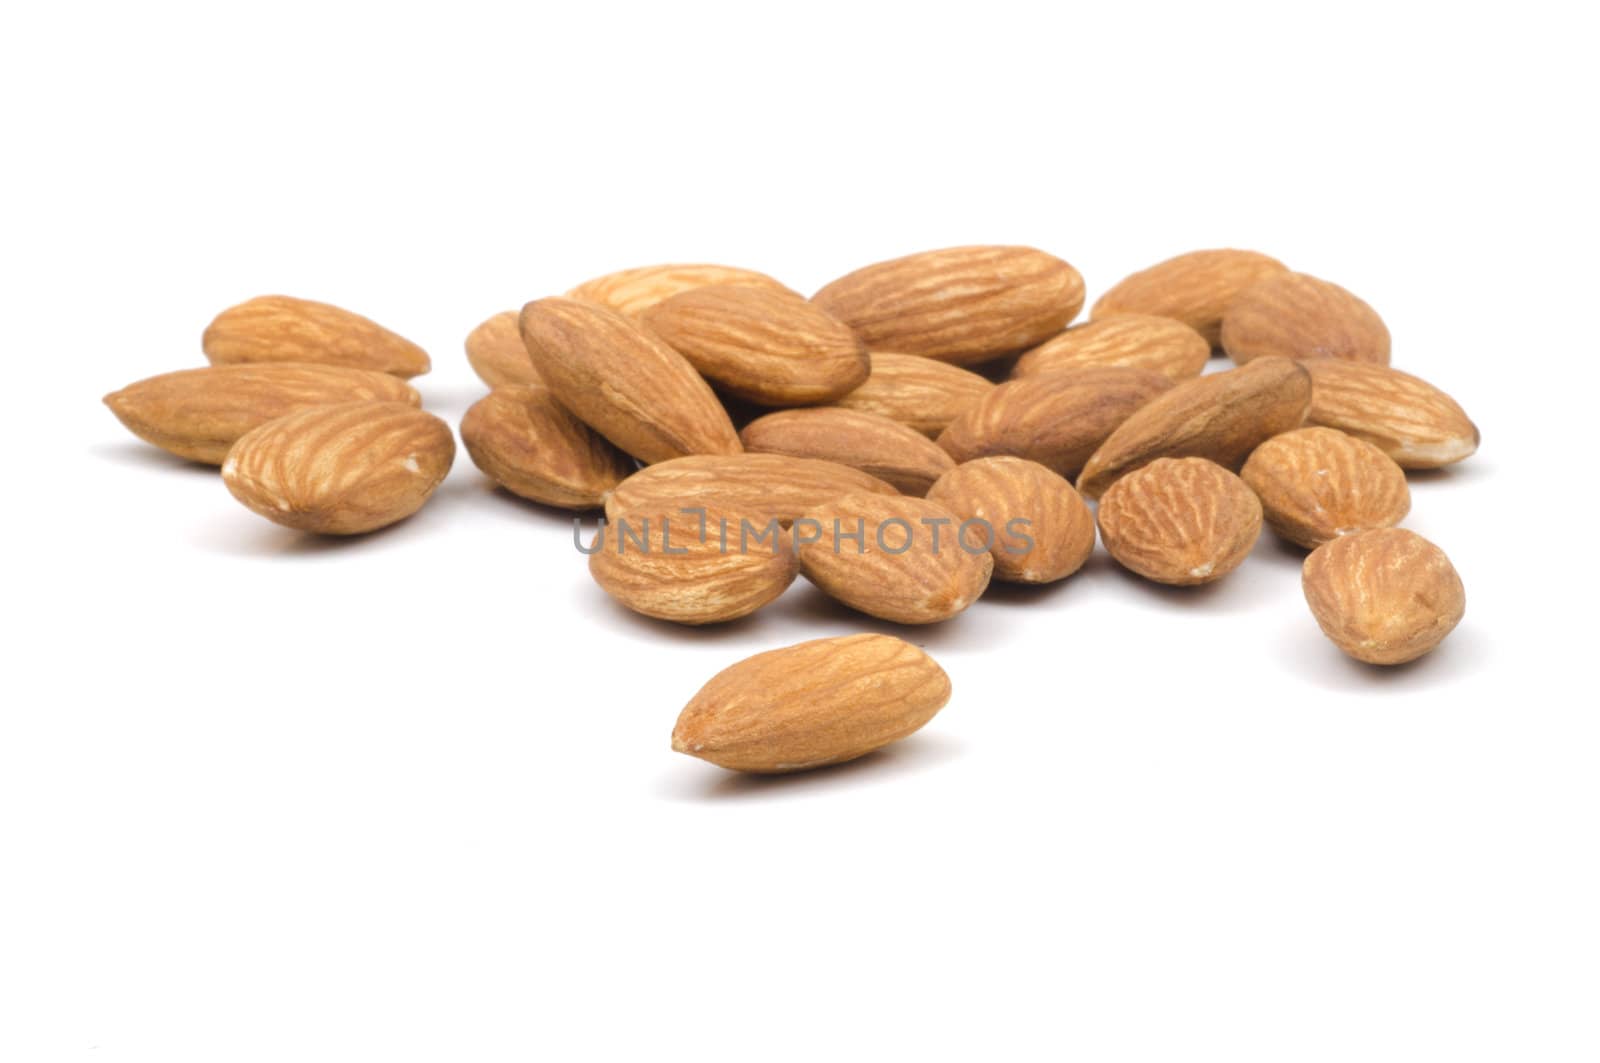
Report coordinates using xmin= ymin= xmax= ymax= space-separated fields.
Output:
xmin=740 ymin=408 xmax=955 ymax=496
xmin=465 ymin=310 xmax=544 ymax=388
xmin=812 ymin=245 xmax=1086 ymax=365
xmin=1091 ymin=249 xmax=1288 ymax=346
xmin=1240 ymin=427 xmax=1410 ymax=549
xmin=1076 ymin=356 xmax=1311 ymax=498
xmin=103 ymin=363 xmax=420 ymax=465
xmin=926 ymin=457 xmax=1095 ymax=584
xmin=1301 ymin=359 xmax=1479 ymax=468
xmin=518 ymin=297 xmax=741 ymax=464
xmin=1096 ymin=457 xmax=1262 ymax=585
xmin=1221 ymin=271 xmax=1390 ymax=365
xmin=567 ymin=263 xmax=790 ymax=318
xmin=641 ymin=284 xmax=868 ymax=405
xmin=203 ymin=295 xmax=430 ymax=378
xmin=671 ymin=634 xmax=951 ymax=773
xmin=1302 ymin=528 xmax=1465 ymax=664
xmin=604 ymin=453 xmax=897 ymax=528
xmin=221 ymin=401 xmax=454 ymax=534
xmin=460 ymin=385 xmax=634 ymax=509
xmin=1011 ymin=314 xmax=1210 ymax=383
xmin=833 ymin=353 xmax=994 ymax=438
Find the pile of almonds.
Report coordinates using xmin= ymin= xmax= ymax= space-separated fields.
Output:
xmin=104 ymin=247 xmax=1477 ymax=775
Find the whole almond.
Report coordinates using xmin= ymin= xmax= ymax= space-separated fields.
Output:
xmin=741 ymin=408 xmax=955 ymax=496
xmin=1302 ymin=528 xmax=1465 ymax=664
xmin=1077 ymin=356 xmax=1312 ymax=498
xmin=671 ymin=634 xmax=951 ymax=773
xmin=1011 ymin=314 xmax=1210 ymax=383
xmin=926 ymin=457 xmax=1095 ymax=584
xmin=1221 ymin=272 xmax=1390 ymax=365
xmin=641 ymin=284 xmax=868 ymax=405
xmin=1092 ymin=249 xmax=1288 ymax=346
xmin=465 ymin=310 xmax=544 ymax=388
xmin=1302 ymin=359 xmax=1479 ymax=468
xmin=812 ymin=245 xmax=1085 ymax=365
xmin=1240 ymin=427 xmax=1410 ymax=548
xmin=1097 ymin=457 xmax=1262 ymax=585
xmin=567 ymin=263 xmax=790 ymax=318
xmin=103 ymin=363 xmax=420 ymax=465
xmin=833 ymin=353 xmax=994 ymax=438
xmin=221 ymin=401 xmax=454 ymax=534
xmin=519 ymin=297 xmax=741 ymax=465
xmin=203 ymin=295 xmax=430 ymax=378
xmin=604 ymin=453 xmax=898 ymax=528
xmin=460 ymin=385 xmax=634 ymax=509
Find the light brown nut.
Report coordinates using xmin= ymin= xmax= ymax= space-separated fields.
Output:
xmin=566 ymin=263 xmax=790 ymax=318
xmin=926 ymin=457 xmax=1095 ymax=584
xmin=604 ymin=453 xmax=897 ymax=528
xmin=812 ymin=245 xmax=1086 ymax=365
xmin=1302 ymin=528 xmax=1465 ymax=665
xmin=465 ymin=310 xmax=544 ymax=388
xmin=741 ymin=408 xmax=955 ymax=496
xmin=1301 ymin=359 xmax=1479 ymax=468
xmin=1240 ymin=427 xmax=1410 ymax=549
xmin=1076 ymin=356 xmax=1311 ymax=498
xmin=103 ymin=363 xmax=420 ymax=465
xmin=518 ymin=297 xmax=741 ymax=465
xmin=221 ymin=401 xmax=454 ymax=535
xmin=641 ymin=285 xmax=868 ymax=405
xmin=1096 ymin=457 xmax=1262 ymax=585
xmin=1011 ymin=314 xmax=1210 ymax=383
xmin=832 ymin=353 xmax=995 ymax=438
xmin=1091 ymin=249 xmax=1289 ymax=346
xmin=672 ymin=634 xmax=951 ymax=773
xmin=937 ymin=366 xmax=1172 ymax=479
xmin=203 ymin=295 xmax=431 ymax=378
xmin=1221 ymin=272 xmax=1390 ymax=365
xmin=460 ymin=385 xmax=634 ymax=510
xmin=795 ymin=491 xmax=993 ymax=624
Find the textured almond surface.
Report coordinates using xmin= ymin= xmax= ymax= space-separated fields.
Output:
xmin=672 ymin=634 xmax=951 ymax=773
xmin=221 ymin=401 xmax=455 ymax=534
xmin=1077 ymin=356 xmax=1311 ymax=498
xmin=1221 ymin=272 xmax=1390 ymax=365
xmin=465 ymin=310 xmax=545 ymax=388
xmin=1302 ymin=359 xmax=1479 ymax=468
xmin=519 ymin=297 xmax=741 ymax=465
xmin=1091 ymin=249 xmax=1288 ymax=346
xmin=103 ymin=363 xmax=420 ymax=465
xmin=812 ymin=245 xmax=1085 ymax=365
xmin=1096 ymin=457 xmax=1262 ymax=585
xmin=461 ymin=385 xmax=633 ymax=510
xmin=566 ymin=263 xmax=790 ymax=318
xmin=1241 ymin=427 xmax=1410 ymax=549
xmin=1302 ymin=528 xmax=1465 ymax=664
xmin=604 ymin=453 xmax=897 ymax=528
xmin=833 ymin=353 xmax=994 ymax=437
xmin=1011 ymin=314 xmax=1210 ymax=383
xmin=203 ymin=295 xmax=431 ymax=378
xmin=741 ymin=407 xmax=955 ymax=496
xmin=926 ymin=457 xmax=1095 ymax=584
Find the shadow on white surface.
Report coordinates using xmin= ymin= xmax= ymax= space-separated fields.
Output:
xmin=89 ymin=440 xmax=220 ymax=476
xmin=771 ymin=583 xmax=1014 ymax=652
xmin=1282 ymin=620 xmax=1488 ymax=693
xmin=656 ymin=731 xmax=965 ymax=802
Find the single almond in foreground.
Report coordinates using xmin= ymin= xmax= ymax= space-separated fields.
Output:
xmin=1301 ymin=528 xmax=1464 ymax=664
xmin=203 ymin=295 xmax=431 ymax=378
xmin=1092 ymin=248 xmax=1288 ymax=346
xmin=604 ymin=453 xmax=897 ymax=528
xmin=1301 ymin=359 xmax=1479 ymax=469
xmin=1240 ymin=427 xmax=1410 ymax=548
xmin=926 ymin=457 xmax=1095 ymax=584
xmin=460 ymin=385 xmax=634 ymax=510
xmin=1096 ymin=457 xmax=1262 ymax=585
xmin=1220 ymin=271 xmax=1390 ymax=366
xmin=833 ymin=353 xmax=995 ymax=438
xmin=741 ymin=407 xmax=955 ymax=496
xmin=1011 ymin=314 xmax=1210 ymax=383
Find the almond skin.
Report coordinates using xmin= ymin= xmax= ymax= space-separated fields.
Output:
xmin=671 ymin=634 xmax=951 ymax=773
xmin=741 ymin=408 xmax=955 ymax=496
xmin=641 ymin=284 xmax=868 ymax=405
xmin=1077 ymin=356 xmax=1312 ymax=499
xmin=103 ymin=363 xmax=420 ymax=465
xmin=460 ymin=385 xmax=634 ymax=510
xmin=833 ymin=353 xmax=995 ymax=438
xmin=221 ymin=401 xmax=454 ymax=534
xmin=465 ymin=310 xmax=544 ymax=388
xmin=567 ymin=263 xmax=790 ymax=318
xmin=1301 ymin=359 xmax=1479 ymax=468
xmin=795 ymin=491 xmax=993 ymax=624
xmin=518 ymin=297 xmax=741 ymax=465
xmin=926 ymin=457 xmax=1095 ymax=584
xmin=812 ymin=245 xmax=1086 ymax=365
xmin=604 ymin=453 xmax=897 ymax=528
xmin=1221 ymin=272 xmax=1390 ymax=366
xmin=1241 ymin=427 xmax=1410 ymax=549
xmin=1097 ymin=457 xmax=1262 ymax=585
xmin=203 ymin=295 xmax=431 ymax=378
xmin=1092 ymin=249 xmax=1289 ymax=347
xmin=1302 ymin=528 xmax=1465 ymax=664
xmin=1011 ymin=314 xmax=1210 ymax=383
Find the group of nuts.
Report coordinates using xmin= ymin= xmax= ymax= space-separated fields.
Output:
xmin=104 ymin=246 xmax=1477 ymax=775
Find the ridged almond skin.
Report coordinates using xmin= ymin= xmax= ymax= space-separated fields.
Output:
xmin=1302 ymin=528 xmax=1465 ymax=665
xmin=1077 ymin=356 xmax=1312 ymax=499
xmin=465 ymin=310 xmax=545 ymax=388
xmin=604 ymin=453 xmax=897 ymax=528
xmin=926 ymin=457 xmax=1095 ymax=584
xmin=812 ymin=245 xmax=1086 ymax=366
xmin=1241 ymin=427 xmax=1410 ymax=549
xmin=518 ymin=297 xmax=741 ymax=465
xmin=221 ymin=401 xmax=455 ymax=535
xmin=460 ymin=385 xmax=634 ymax=510
xmin=1091 ymin=249 xmax=1289 ymax=347
xmin=203 ymin=295 xmax=431 ymax=378
xmin=833 ymin=353 xmax=994 ymax=437
xmin=1097 ymin=457 xmax=1262 ymax=585
xmin=672 ymin=634 xmax=952 ymax=773
xmin=938 ymin=366 xmax=1172 ymax=479
xmin=641 ymin=285 xmax=869 ymax=405
xmin=1301 ymin=359 xmax=1479 ymax=468
xmin=796 ymin=491 xmax=993 ymax=624
xmin=566 ymin=263 xmax=790 ymax=318
xmin=103 ymin=363 xmax=420 ymax=465
xmin=1221 ymin=272 xmax=1390 ymax=366
xmin=1011 ymin=314 xmax=1210 ymax=383
xmin=741 ymin=408 xmax=955 ymax=496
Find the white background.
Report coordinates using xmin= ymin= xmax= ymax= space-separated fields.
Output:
xmin=4 ymin=2 xmax=1597 ymax=1060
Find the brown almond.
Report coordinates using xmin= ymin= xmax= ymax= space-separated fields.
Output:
xmin=1096 ymin=457 xmax=1262 ymax=585
xmin=926 ymin=457 xmax=1095 ymax=584
xmin=1092 ymin=249 xmax=1288 ymax=346
xmin=567 ymin=263 xmax=790 ymax=318
xmin=1302 ymin=528 xmax=1465 ymax=664
xmin=741 ymin=408 xmax=955 ymax=496
xmin=833 ymin=353 xmax=995 ymax=438
xmin=1302 ymin=359 xmax=1479 ymax=468
xmin=1240 ymin=427 xmax=1410 ymax=549
xmin=1011 ymin=314 xmax=1210 ymax=383
xmin=460 ymin=385 xmax=634 ymax=510
xmin=465 ymin=310 xmax=545 ymax=388
xmin=203 ymin=295 xmax=430 ymax=378
xmin=1221 ymin=272 xmax=1390 ymax=365
xmin=604 ymin=453 xmax=897 ymax=528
